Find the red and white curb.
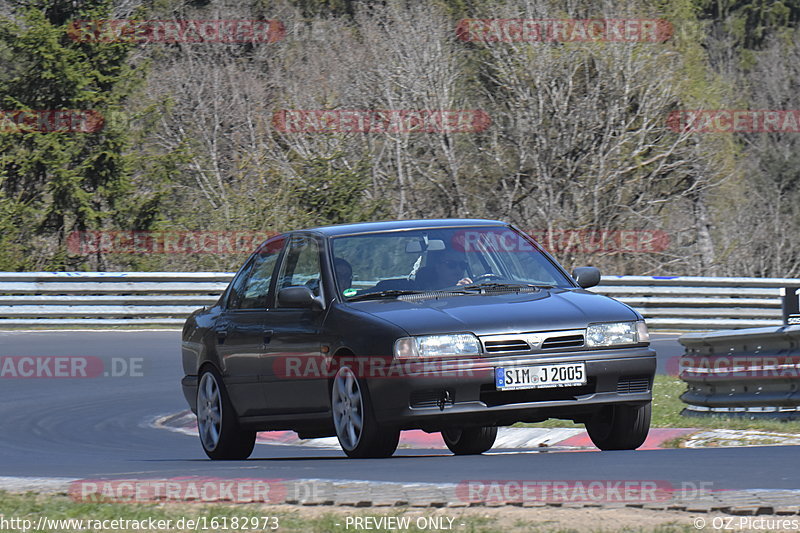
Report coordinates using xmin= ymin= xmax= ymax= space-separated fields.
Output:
xmin=682 ymin=429 xmax=800 ymax=448
xmin=153 ymin=411 xmax=695 ymax=451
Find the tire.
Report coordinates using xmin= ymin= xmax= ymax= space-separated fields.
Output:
xmin=331 ymin=365 xmax=400 ymax=458
xmin=197 ymin=366 xmax=256 ymax=460
xmin=441 ymin=426 xmax=497 ymax=455
xmin=585 ymin=402 xmax=651 ymax=451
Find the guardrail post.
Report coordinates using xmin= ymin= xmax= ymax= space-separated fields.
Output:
xmin=782 ymin=287 xmax=800 ymax=325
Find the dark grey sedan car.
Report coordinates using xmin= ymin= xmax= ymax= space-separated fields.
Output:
xmin=181 ymin=219 xmax=655 ymax=459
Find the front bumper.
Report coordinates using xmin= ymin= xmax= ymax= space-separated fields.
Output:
xmin=367 ymin=347 xmax=655 ymax=430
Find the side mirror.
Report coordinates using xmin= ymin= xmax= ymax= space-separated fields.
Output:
xmin=572 ymin=266 xmax=601 ymax=289
xmin=277 ymin=286 xmax=324 ymax=310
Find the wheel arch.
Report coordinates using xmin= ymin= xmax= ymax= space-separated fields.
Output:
xmin=327 ymin=347 xmax=356 ymax=400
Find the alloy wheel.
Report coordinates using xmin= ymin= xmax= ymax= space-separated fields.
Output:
xmin=332 ymin=366 xmax=364 ymax=450
xmin=197 ymin=372 xmax=222 ymax=451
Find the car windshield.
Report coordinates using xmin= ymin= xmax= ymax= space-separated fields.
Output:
xmin=330 ymin=226 xmax=574 ymax=299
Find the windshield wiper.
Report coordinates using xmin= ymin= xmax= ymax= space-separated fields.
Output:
xmin=347 ymin=288 xmax=479 ymax=301
xmin=459 ymin=282 xmax=554 ymax=292
xmin=347 ymin=289 xmax=425 ymax=302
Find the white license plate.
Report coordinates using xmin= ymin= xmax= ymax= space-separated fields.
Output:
xmin=495 ymin=362 xmax=587 ymax=390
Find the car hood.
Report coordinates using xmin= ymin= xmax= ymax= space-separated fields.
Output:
xmin=348 ymin=288 xmax=639 ymax=336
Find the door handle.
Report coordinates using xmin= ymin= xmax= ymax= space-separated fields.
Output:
xmin=215 ymin=328 xmax=227 ymax=344
xmin=262 ymin=330 xmax=274 ymax=346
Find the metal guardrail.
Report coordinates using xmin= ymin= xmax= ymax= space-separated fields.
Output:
xmin=0 ymin=272 xmax=796 ymax=328
xmin=0 ymin=272 xmax=232 ymax=326
xmin=592 ymin=275 xmax=799 ymax=330
xmin=678 ymin=326 xmax=800 ymax=418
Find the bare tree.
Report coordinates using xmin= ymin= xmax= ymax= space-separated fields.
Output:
xmin=711 ymin=31 xmax=800 ymax=277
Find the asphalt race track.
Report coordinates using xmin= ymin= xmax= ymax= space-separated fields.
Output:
xmin=0 ymin=330 xmax=797 ymax=491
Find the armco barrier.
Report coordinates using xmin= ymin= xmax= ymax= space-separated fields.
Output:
xmin=678 ymin=326 xmax=800 ymax=418
xmin=0 ymin=272 xmax=796 ymax=329
xmin=593 ymin=275 xmax=795 ymax=330
xmin=0 ymin=272 xmax=232 ymax=326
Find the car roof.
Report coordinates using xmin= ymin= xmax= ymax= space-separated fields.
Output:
xmin=300 ymin=218 xmax=509 ymax=237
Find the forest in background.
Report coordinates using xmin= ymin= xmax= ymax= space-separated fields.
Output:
xmin=1 ymin=0 xmax=799 ymax=276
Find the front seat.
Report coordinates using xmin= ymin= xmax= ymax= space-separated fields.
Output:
xmin=414 ymin=266 xmax=437 ymax=290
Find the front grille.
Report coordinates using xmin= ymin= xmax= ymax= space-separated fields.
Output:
xmin=410 ymin=389 xmax=455 ymax=408
xmin=479 ymin=329 xmax=585 ymax=355
xmin=479 ymin=379 xmax=596 ymax=407
xmin=541 ymin=334 xmax=584 ymax=350
xmin=617 ymin=376 xmax=651 ymax=394
xmin=484 ymin=339 xmax=530 ymax=353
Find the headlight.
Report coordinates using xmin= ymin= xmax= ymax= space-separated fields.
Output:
xmin=394 ymin=334 xmax=481 ymax=358
xmin=585 ymin=321 xmax=648 ymax=347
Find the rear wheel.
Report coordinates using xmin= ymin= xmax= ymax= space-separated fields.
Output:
xmin=441 ymin=426 xmax=497 ymax=455
xmin=331 ymin=365 xmax=399 ymax=458
xmin=197 ymin=367 xmax=256 ymax=460
xmin=585 ymin=402 xmax=651 ymax=450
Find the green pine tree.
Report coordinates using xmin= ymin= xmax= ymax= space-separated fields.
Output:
xmin=0 ymin=0 xmax=149 ymax=270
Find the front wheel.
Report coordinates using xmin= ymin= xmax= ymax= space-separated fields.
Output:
xmin=331 ymin=365 xmax=400 ymax=458
xmin=197 ymin=367 xmax=256 ymax=460
xmin=585 ymin=402 xmax=651 ymax=451
xmin=441 ymin=426 xmax=497 ymax=455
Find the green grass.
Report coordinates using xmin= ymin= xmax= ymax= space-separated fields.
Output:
xmin=0 ymin=492 xmax=485 ymax=533
xmin=650 ymin=375 xmax=800 ymax=432
xmin=516 ymin=375 xmax=800 ymax=434
xmin=0 ymin=492 xmax=700 ymax=533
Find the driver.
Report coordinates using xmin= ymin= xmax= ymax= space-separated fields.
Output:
xmin=421 ymin=251 xmax=473 ymax=289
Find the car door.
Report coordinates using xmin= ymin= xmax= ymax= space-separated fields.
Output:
xmin=260 ymin=234 xmax=330 ymax=414
xmin=215 ymin=236 xmax=286 ymax=417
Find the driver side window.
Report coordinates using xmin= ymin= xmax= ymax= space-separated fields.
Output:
xmin=227 ymin=237 xmax=285 ymax=310
xmin=276 ymin=236 xmax=322 ymax=304
xmin=226 ymin=258 xmax=256 ymax=310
